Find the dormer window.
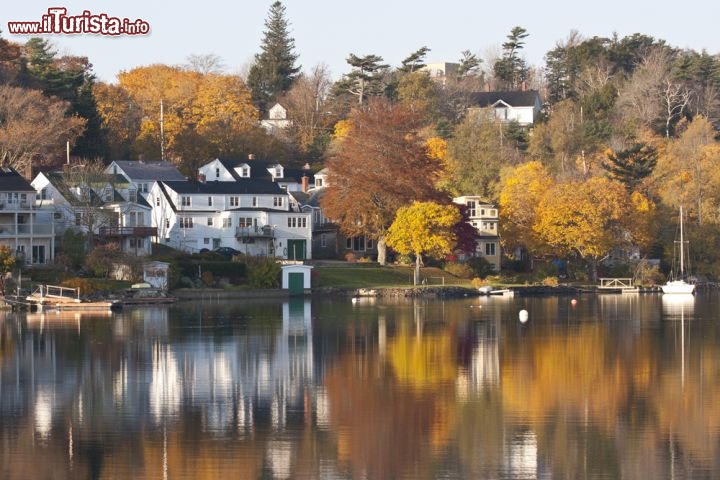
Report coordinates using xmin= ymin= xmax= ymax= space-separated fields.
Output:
xmin=275 ymin=166 xmax=282 ymax=178
xmin=315 ymin=178 xmax=323 ymax=188
xmin=104 ymin=187 xmax=113 ymax=202
xmin=128 ymin=189 xmax=137 ymax=203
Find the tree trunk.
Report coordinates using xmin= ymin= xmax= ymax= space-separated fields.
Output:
xmin=588 ymin=257 xmax=598 ymax=283
xmin=414 ymin=253 xmax=421 ymax=286
xmin=376 ymin=237 xmax=387 ymax=266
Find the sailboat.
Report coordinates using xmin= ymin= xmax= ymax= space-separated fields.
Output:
xmin=662 ymin=206 xmax=695 ymax=294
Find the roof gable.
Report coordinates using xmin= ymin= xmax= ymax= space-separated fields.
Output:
xmin=0 ymin=167 xmax=36 ymax=192
xmin=110 ymin=160 xmax=185 ymax=182
xmin=470 ymin=90 xmax=541 ymax=108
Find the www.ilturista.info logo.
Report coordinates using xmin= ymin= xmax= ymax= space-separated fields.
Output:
xmin=7 ymin=8 xmax=150 ymax=35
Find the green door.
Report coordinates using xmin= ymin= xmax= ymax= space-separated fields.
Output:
xmin=288 ymin=272 xmax=304 ymax=295
xmin=287 ymin=240 xmax=306 ymax=260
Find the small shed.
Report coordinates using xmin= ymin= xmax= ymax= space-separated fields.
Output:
xmin=281 ymin=264 xmax=313 ymax=295
xmin=143 ymin=261 xmax=170 ymax=290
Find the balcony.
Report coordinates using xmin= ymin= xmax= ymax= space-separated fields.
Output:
xmin=0 ymin=224 xmax=53 ymax=236
xmin=0 ymin=201 xmax=34 ymax=211
xmin=98 ymin=226 xmax=157 ymax=237
xmin=236 ymin=225 xmax=274 ymax=239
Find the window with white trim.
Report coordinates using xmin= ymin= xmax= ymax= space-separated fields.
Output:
xmin=207 ymin=217 xmax=213 ymax=226
xmin=223 ymin=218 xmax=232 ymax=228
xmin=180 ymin=217 xmax=193 ymax=228
xmin=181 ymin=196 xmax=191 ymax=207
xmin=229 ymin=196 xmax=239 ymax=207
xmin=273 ymin=197 xmax=284 ymax=207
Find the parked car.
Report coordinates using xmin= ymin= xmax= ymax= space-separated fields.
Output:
xmin=212 ymin=247 xmax=242 ymax=259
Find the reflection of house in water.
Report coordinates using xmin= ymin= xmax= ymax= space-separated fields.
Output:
xmin=144 ymin=299 xmax=315 ymax=433
xmin=505 ymin=430 xmax=539 ymax=479
xmin=456 ymin=318 xmax=500 ymax=399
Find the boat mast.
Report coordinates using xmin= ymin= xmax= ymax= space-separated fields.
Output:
xmin=679 ymin=205 xmax=685 ymax=277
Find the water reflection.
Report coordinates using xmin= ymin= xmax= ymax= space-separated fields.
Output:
xmin=2 ymin=294 xmax=720 ymax=478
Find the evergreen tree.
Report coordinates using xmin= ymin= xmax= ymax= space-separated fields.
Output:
xmin=601 ymin=142 xmax=657 ymax=192
xmin=247 ymin=1 xmax=300 ymax=112
xmin=493 ymin=26 xmax=529 ymax=90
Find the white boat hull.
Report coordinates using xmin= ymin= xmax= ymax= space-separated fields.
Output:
xmin=661 ymin=280 xmax=695 ymax=294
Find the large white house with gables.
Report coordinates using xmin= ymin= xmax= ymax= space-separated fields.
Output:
xmin=32 ymin=170 xmax=156 ymax=256
xmin=149 ymin=176 xmax=312 ymax=260
xmin=0 ymin=167 xmax=55 ymax=265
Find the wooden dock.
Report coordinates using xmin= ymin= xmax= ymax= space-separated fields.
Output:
xmin=25 ymin=285 xmax=121 ymax=311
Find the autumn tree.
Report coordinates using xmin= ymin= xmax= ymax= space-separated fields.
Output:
xmin=653 ymin=116 xmax=720 ymax=225
xmin=0 ymin=245 xmax=16 ymax=294
xmin=533 ymin=176 xmax=641 ymax=281
xmin=445 ymin=109 xmax=523 ymax=197
xmin=498 ymin=161 xmax=554 ymax=260
xmin=0 ymin=85 xmax=86 ymax=173
xmin=246 ymin=1 xmax=300 ymax=111
xmin=112 ymin=65 xmax=263 ymax=170
xmin=386 ymin=201 xmax=459 ymax=285
xmin=93 ymin=82 xmax=142 ymax=160
xmin=321 ymin=98 xmax=444 ymax=265
xmin=280 ymin=64 xmax=335 ymax=159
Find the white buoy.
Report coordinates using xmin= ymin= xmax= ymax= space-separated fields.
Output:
xmin=519 ymin=309 xmax=529 ymax=324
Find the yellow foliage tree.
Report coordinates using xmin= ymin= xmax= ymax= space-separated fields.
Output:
xmin=533 ymin=176 xmax=637 ymax=281
xmin=111 ymin=65 xmax=259 ymax=169
xmin=386 ymin=201 xmax=460 ymax=285
xmin=498 ymin=161 xmax=554 ymax=257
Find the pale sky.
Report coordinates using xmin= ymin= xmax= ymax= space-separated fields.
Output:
xmin=4 ymin=0 xmax=720 ymax=84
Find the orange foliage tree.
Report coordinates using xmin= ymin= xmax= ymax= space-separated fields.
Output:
xmin=321 ymin=98 xmax=444 ymax=265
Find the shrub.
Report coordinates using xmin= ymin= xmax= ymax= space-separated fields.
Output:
xmin=60 ymin=277 xmax=96 ymax=296
xmin=396 ymin=254 xmax=413 ymax=265
xmin=246 ymin=258 xmax=281 ymax=289
xmin=443 ymin=262 xmax=474 ymax=279
xmin=344 ymin=252 xmax=357 ymax=263
xmin=541 ymin=276 xmax=559 ymax=286
xmin=466 ymin=256 xmax=495 ymax=279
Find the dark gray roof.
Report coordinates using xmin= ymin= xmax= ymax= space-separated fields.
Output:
xmin=0 ymin=167 xmax=36 ymax=192
xmin=217 ymin=158 xmax=313 ymax=184
xmin=113 ymin=160 xmax=185 ymax=181
xmin=163 ymin=179 xmax=285 ymax=195
xmin=469 ymin=90 xmax=541 ymax=108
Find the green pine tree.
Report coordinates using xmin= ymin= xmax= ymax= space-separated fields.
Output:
xmin=247 ymin=1 xmax=301 ymax=112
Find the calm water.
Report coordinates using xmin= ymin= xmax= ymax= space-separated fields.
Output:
xmin=1 ymin=292 xmax=720 ymax=479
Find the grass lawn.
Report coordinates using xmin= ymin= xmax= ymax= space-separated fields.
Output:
xmin=312 ymin=264 xmax=473 ymax=289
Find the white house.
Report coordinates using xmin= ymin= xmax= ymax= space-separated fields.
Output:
xmin=453 ymin=196 xmax=501 ymax=272
xmin=198 ymin=156 xmax=314 ymax=193
xmin=260 ymin=103 xmax=292 ymax=134
xmin=0 ymin=167 xmax=55 ymax=265
xmin=468 ymin=90 xmax=542 ymax=126
xmin=32 ymin=170 xmax=155 ymax=256
xmin=149 ymin=178 xmax=312 ymax=260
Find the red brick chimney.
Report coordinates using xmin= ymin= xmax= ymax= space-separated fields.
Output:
xmin=198 ymin=172 xmax=206 ymax=183
xmin=301 ymin=174 xmax=309 ymax=193
xmin=521 ymin=81 xmax=526 ymax=92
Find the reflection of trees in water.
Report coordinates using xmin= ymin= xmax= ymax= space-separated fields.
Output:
xmin=325 ymin=354 xmax=436 ymax=479
xmin=500 ymin=320 xmax=720 ymax=478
